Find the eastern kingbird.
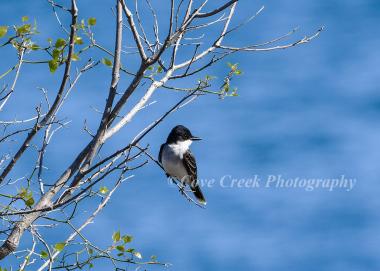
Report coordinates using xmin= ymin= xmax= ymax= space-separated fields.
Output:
xmin=159 ymin=125 xmax=206 ymax=205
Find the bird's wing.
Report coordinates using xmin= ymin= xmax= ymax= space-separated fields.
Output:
xmin=183 ymin=150 xmax=197 ymax=182
xmin=158 ymin=144 xmax=165 ymax=164
xmin=158 ymin=144 xmax=170 ymax=178
xmin=183 ymin=150 xmax=206 ymax=204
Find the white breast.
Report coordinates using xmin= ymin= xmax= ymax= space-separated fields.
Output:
xmin=168 ymin=140 xmax=192 ymax=159
xmin=161 ymin=141 xmax=192 ymax=183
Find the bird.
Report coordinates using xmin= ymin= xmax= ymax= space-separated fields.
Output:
xmin=159 ymin=125 xmax=206 ymax=205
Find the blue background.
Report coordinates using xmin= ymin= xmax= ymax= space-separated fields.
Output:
xmin=1 ymin=0 xmax=379 ymax=270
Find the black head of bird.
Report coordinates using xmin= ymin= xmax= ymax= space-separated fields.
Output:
xmin=166 ymin=125 xmax=201 ymax=144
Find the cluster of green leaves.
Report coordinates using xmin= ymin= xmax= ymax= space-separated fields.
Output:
xmin=78 ymin=17 xmax=117 ymax=70
xmin=0 ymin=16 xmax=39 ymax=52
xmin=1 ymin=15 xmax=119 ymax=74
xmin=197 ymin=74 xmax=215 ymax=90
xmin=112 ymin=230 xmax=141 ymax=259
xmin=47 ymin=33 xmax=85 ymax=72
xmin=39 ymin=241 xmax=66 ymax=260
xmin=146 ymin=64 xmax=164 ymax=76
xmin=17 ymin=187 xmax=34 ymax=208
xmin=48 ymin=17 xmax=97 ymax=73
xmin=196 ymin=63 xmax=242 ymax=98
xmin=17 ymin=16 xmax=33 ymax=35
xmin=221 ymin=62 xmax=242 ymax=97
xmin=48 ymin=38 xmax=66 ymax=72
xmin=227 ymin=62 xmax=242 ymax=75
xmin=38 ymin=231 xmax=159 ymax=268
xmin=0 ymin=267 xmax=9 ymax=271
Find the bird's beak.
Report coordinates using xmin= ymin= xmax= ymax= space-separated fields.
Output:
xmin=191 ymin=136 xmax=202 ymax=141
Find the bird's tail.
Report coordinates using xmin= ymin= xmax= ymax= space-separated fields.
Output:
xmin=191 ymin=183 xmax=207 ymax=205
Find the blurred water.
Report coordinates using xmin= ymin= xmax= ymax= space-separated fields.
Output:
xmin=1 ymin=0 xmax=379 ymax=270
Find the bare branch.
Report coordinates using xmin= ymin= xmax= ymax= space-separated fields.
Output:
xmin=145 ymin=0 xmax=160 ymax=49
xmin=194 ymin=0 xmax=238 ymax=18
xmin=0 ymin=48 xmax=24 ymax=112
xmin=104 ymin=69 xmax=174 ymax=141
xmin=174 ymin=2 xmax=237 ymax=70
xmin=216 ymin=27 xmax=324 ymax=52
xmin=120 ymin=0 xmax=147 ymax=60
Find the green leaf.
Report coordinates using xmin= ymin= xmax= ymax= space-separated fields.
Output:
xmin=25 ymin=197 xmax=34 ymax=207
xmin=22 ymin=16 xmax=29 ymax=22
xmin=151 ymin=255 xmax=157 ymax=261
xmin=116 ymin=245 xmax=125 ymax=252
xmin=17 ymin=24 xmax=31 ymax=35
xmin=205 ymin=75 xmax=216 ymax=81
xmin=74 ymin=36 xmax=83 ymax=45
xmin=55 ymin=38 xmax=66 ymax=48
xmin=231 ymin=87 xmax=239 ymax=96
xmin=18 ymin=187 xmax=27 ymax=198
xmin=157 ymin=66 xmax=163 ymax=73
xmin=89 ymin=263 xmax=94 ymax=268
xmin=101 ymin=58 xmax=112 ymax=67
xmin=71 ymin=53 xmax=79 ymax=61
xmin=112 ymin=231 xmax=120 ymax=242
xmin=99 ymin=186 xmax=109 ymax=194
xmin=133 ymin=251 xmax=142 ymax=259
xmin=79 ymin=19 xmax=85 ymax=30
xmin=234 ymin=69 xmax=242 ymax=75
xmin=227 ymin=62 xmax=238 ymax=71
xmin=0 ymin=26 xmax=8 ymax=38
xmin=48 ymin=60 xmax=58 ymax=73
xmin=147 ymin=66 xmax=153 ymax=71
xmin=31 ymin=43 xmax=40 ymax=50
xmin=52 ymin=49 xmax=61 ymax=60
xmin=122 ymin=235 xmax=133 ymax=243
xmin=223 ymin=83 xmax=230 ymax=92
xmin=40 ymin=250 xmax=48 ymax=259
xmin=88 ymin=248 xmax=94 ymax=254
xmin=54 ymin=242 xmax=66 ymax=251
xmin=88 ymin=17 xmax=97 ymax=26
xmin=126 ymin=248 xmax=135 ymax=253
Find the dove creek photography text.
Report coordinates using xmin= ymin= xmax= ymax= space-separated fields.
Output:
xmin=169 ymin=174 xmax=357 ymax=192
